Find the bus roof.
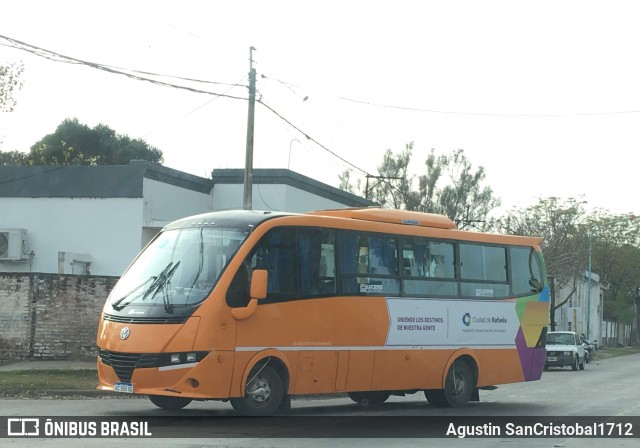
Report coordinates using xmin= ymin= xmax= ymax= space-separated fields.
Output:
xmin=163 ymin=208 xmax=543 ymax=248
xmin=307 ymin=207 xmax=456 ymax=229
xmin=163 ymin=210 xmax=292 ymax=231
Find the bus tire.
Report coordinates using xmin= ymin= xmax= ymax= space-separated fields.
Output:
xmin=230 ymin=365 xmax=284 ymax=416
xmin=348 ymin=391 xmax=390 ymax=406
xmin=424 ymin=389 xmax=448 ymax=407
xmin=148 ymin=395 xmax=192 ymax=410
xmin=425 ymin=359 xmax=474 ymax=408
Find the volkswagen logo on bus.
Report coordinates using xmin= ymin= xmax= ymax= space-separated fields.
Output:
xmin=120 ymin=327 xmax=130 ymax=340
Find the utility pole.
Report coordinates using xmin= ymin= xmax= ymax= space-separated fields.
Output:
xmin=586 ymin=232 xmax=592 ymax=340
xmin=364 ymin=174 xmax=403 ymax=201
xmin=459 ymin=205 xmax=485 ymax=230
xmin=243 ymin=46 xmax=257 ymax=210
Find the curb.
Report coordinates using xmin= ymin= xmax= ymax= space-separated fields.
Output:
xmin=0 ymin=390 xmax=350 ymax=400
xmin=0 ymin=389 xmax=138 ymax=398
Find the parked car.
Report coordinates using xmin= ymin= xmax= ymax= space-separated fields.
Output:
xmin=545 ymin=331 xmax=586 ymax=371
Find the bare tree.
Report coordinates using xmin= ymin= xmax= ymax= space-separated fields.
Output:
xmin=338 ymin=145 xmax=500 ymax=230
xmin=498 ymin=197 xmax=589 ymax=329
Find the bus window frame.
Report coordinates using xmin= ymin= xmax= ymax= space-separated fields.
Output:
xmin=336 ymin=229 xmax=401 ymax=297
xmin=229 ymin=223 xmax=544 ymax=306
xmin=398 ymin=235 xmax=459 ymax=298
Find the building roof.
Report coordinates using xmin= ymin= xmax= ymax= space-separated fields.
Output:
xmin=0 ymin=160 xmax=211 ymax=198
xmin=211 ymin=168 xmax=375 ymax=208
xmin=0 ymin=162 xmax=374 ymax=207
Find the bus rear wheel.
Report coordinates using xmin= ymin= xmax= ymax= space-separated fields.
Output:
xmin=230 ymin=365 xmax=284 ymax=416
xmin=148 ymin=395 xmax=192 ymax=410
xmin=348 ymin=391 xmax=390 ymax=405
xmin=425 ymin=359 xmax=474 ymax=408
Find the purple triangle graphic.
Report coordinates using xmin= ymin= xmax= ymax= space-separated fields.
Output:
xmin=515 ymin=327 xmax=546 ymax=381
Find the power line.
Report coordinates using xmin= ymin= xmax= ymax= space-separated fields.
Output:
xmin=1 ymin=33 xmax=445 ymax=210
xmin=140 ymin=76 xmax=247 ymax=139
xmin=256 ymin=97 xmax=369 ymax=176
xmin=0 ymin=34 xmax=247 ymax=100
xmin=260 ymin=71 xmax=378 ymax=154
xmin=255 ymin=97 xmax=425 ymax=210
xmin=266 ymin=73 xmax=640 ymax=118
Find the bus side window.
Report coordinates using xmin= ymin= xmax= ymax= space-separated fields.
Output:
xmin=257 ymin=228 xmax=298 ymax=302
xmin=299 ymin=228 xmax=336 ymax=297
xmin=459 ymin=243 xmax=509 ymax=298
xmin=510 ymin=246 xmax=543 ymax=295
xmin=337 ymin=231 xmax=399 ymax=295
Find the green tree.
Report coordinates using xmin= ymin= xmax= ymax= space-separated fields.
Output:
xmin=24 ymin=118 xmax=163 ymax=165
xmin=415 ymin=148 xmax=500 ymax=230
xmin=0 ymin=62 xmax=24 ymax=112
xmin=588 ymin=213 xmax=640 ymax=341
xmin=0 ymin=150 xmax=29 ymax=166
xmin=339 ymin=145 xmax=500 ymax=230
xmin=498 ymin=197 xmax=589 ymax=330
xmin=367 ymin=143 xmax=414 ymax=210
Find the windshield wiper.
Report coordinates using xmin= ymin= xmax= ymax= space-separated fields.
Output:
xmin=111 ymin=276 xmax=155 ymax=311
xmin=111 ymin=261 xmax=180 ymax=312
xmin=142 ymin=261 xmax=181 ymax=313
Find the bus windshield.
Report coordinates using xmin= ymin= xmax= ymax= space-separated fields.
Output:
xmin=108 ymin=227 xmax=248 ymax=313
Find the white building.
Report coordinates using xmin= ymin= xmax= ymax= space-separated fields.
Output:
xmin=554 ymin=272 xmax=603 ymax=344
xmin=0 ymin=161 xmax=373 ymax=277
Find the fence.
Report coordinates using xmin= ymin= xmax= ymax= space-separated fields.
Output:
xmin=0 ymin=273 xmax=117 ymax=362
xmin=601 ymin=320 xmax=633 ymax=347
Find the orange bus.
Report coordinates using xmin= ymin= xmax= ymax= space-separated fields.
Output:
xmin=96 ymin=207 xmax=549 ymax=416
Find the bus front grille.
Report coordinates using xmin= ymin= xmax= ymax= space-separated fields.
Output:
xmin=99 ymin=349 xmax=161 ymax=383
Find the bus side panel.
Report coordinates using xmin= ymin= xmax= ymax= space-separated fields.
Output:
xmin=294 ymin=351 xmax=338 ymax=394
xmin=334 ymin=351 xmax=349 ymax=391
xmin=235 ymin=298 xmax=390 ymax=349
xmin=192 ymin=293 xmax=241 ymax=352
xmin=372 ymin=349 xmax=452 ymax=390
xmin=345 ymin=351 xmax=375 ymax=392
xmin=476 ymin=349 xmax=525 ymax=386
xmin=185 ymin=350 xmax=236 ymax=398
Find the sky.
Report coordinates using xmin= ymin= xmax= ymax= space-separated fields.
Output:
xmin=1 ymin=0 xmax=639 ymax=216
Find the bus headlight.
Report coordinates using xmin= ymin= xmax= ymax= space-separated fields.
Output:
xmin=159 ymin=351 xmax=209 ymax=368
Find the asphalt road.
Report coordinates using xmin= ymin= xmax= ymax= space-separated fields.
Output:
xmin=2 ymin=353 xmax=640 ymax=447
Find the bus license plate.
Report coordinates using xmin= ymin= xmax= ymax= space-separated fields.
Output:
xmin=547 ymin=356 xmax=557 ymax=362
xmin=114 ymin=382 xmax=134 ymax=393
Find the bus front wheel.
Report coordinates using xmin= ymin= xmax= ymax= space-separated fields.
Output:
xmin=230 ymin=365 xmax=285 ymax=416
xmin=425 ymin=359 xmax=474 ymax=408
xmin=148 ymin=395 xmax=192 ymax=410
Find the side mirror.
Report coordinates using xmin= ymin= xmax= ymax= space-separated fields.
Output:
xmin=231 ymin=268 xmax=268 ymax=320
xmin=250 ymin=269 xmax=268 ymax=300
xmin=529 ymin=278 xmax=543 ymax=292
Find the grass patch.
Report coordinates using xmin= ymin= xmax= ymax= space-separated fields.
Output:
xmin=0 ymin=369 xmax=97 ymax=395
xmin=593 ymin=346 xmax=640 ymax=361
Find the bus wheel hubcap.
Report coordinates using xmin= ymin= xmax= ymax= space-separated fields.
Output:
xmin=247 ymin=378 xmax=271 ymax=402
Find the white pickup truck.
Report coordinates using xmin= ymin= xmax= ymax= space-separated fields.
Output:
xmin=544 ymin=330 xmax=586 ymax=371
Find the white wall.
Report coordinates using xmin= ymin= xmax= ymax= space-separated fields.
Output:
xmin=212 ymin=184 xmax=352 ymax=212
xmin=0 ymin=197 xmax=142 ymax=276
xmin=556 ymin=274 xmax=603 ymax=343
xmin=142 ymin=178 xmax=212 ymax=227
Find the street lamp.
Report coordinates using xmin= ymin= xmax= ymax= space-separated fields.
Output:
xmin=288 ymin=138 xmax=300 ymax=170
